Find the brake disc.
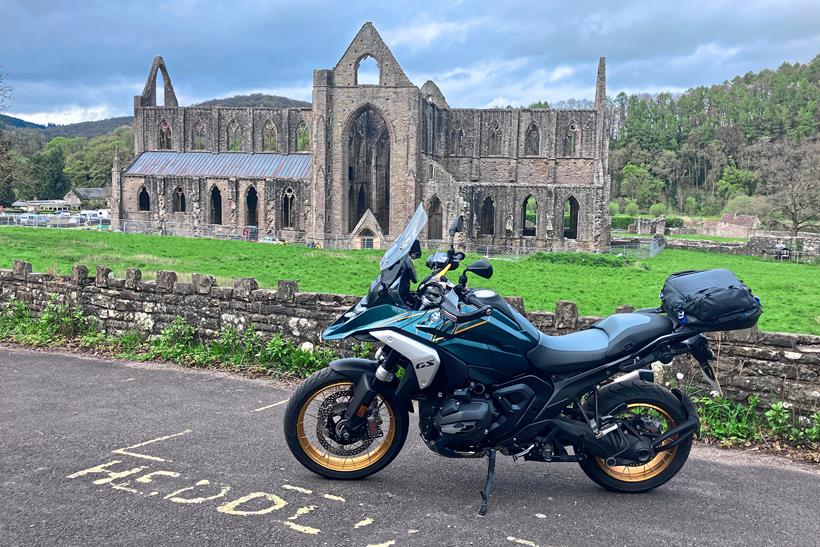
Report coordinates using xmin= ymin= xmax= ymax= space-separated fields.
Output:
xmin=314 ymin=391 xmax=380 ymax=456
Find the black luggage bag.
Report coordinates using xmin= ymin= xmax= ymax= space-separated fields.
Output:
xmin=660 ymin=269 xmax=762 ymax=331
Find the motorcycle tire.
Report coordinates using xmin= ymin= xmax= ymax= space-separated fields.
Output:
xmin=578 ymin=380 xmax=693 ymax=493
xmin=283 ymin=367 xmax=409 ymax=480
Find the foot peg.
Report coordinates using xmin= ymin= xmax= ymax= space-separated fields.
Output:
xmin=478 ymin=448 xmax=496 ymax=516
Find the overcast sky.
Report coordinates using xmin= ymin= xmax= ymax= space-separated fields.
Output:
xmin=2 ymin=0 xmax=818 ymax=125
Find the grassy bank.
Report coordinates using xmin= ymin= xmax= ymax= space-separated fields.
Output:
xmin=0 ymin=226 xmax=818 ymax=334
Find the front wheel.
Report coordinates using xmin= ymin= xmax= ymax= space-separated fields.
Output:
xmin=579 ymin=380 xmax=693 ymax=493
xmin=283 ymin=367 xmax=409 ymax=480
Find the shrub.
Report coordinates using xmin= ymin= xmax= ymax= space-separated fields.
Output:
xmin=611 ymin=214 xmax=635 ymax=230
xmin=683 ymin=196 xmax=698 ymax=215
xmin=694 ymin=395 xmax=819 ymax=448
xmin=608 ymin=201 xmax=620 ymax=215
xmin=624 ymin=200 xmax=640 ymax=216
xmin=142 ymin=316 xmax=200 ymax=362
xmin=649 ymin=203 xmax=668 ymax=217
xmin=665 ymin=216 xmax=685 ymax=228
xmin=257 ymin=333 xmax=337 ymax=377
xmin=527 ymin=252 xmax=636 ymax=268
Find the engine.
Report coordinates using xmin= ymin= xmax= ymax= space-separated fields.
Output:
xmin=420 ymin=388 xmax=495 ymax=452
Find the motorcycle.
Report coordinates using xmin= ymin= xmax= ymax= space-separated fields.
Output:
xmin=283 ymin=203 xmax=721 ymax=514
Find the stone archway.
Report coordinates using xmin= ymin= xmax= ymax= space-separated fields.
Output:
xmin=346 ymin=105 xmax=390 ymax=234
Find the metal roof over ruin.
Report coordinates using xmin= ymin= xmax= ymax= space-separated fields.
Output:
xmin=124 ymin=151 xmax=312 ymax=180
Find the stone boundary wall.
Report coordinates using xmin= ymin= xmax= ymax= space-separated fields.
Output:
xmin=663 ymin=234 xmax=820 ymax=261
xmin=1 ymin=260 xmax=818 ymax=414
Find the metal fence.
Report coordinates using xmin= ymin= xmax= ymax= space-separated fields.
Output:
xmin=610 ymin=237 xmax=666 ymax=259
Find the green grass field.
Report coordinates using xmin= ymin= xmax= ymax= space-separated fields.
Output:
xmin=0 ymin=227 xmax=817 ymax=334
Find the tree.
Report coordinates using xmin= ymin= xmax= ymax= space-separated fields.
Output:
xmin=717 ymin=165 xmax=758 ymax=199
xmin=23 ymin=146 xmax=69 ymax=200
xmin=624 ymin=200 xmax=640 ymax=216
xmin=750 ymin=140 xmax=820 ymax=235
xmin=620 ymin=163 xmax=665 ymax=209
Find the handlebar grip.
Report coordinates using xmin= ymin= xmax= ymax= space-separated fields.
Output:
xmin=464 ymin=292 xmax=484 ymax=308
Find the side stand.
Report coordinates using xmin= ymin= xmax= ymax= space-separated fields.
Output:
xmin=478 ymin=448 xmax=496 ymax=516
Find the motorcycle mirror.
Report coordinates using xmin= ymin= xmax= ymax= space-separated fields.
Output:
xmin=448 ymin=215 xmax=464 ymax=237
xmin=465 ymin=259 xmax=493 ymax=279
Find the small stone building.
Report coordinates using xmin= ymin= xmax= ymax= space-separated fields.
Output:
xmin=64 ymin=187 xmax=109 ymax=209
xmin=112 ymin=22 xmax=611 ymax=250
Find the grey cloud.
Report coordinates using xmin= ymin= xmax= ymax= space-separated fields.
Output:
xmin=1 ymin=0 xmax=817 ymax=122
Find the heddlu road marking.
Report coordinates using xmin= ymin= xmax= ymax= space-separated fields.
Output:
xmin=253 ymin=399 xmax=290 ymax=412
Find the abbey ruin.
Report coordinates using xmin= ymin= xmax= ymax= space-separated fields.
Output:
xmin=111 ymin=22 xmax=611 ymax=251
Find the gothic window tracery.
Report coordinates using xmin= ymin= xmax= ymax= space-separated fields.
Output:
xmin=193 ymin=120 xmax=207 ymax=150
xmin=158 ymin=120 xmax=172 ymax=150
xmin=172 ymin=186 xmax=186 ymax=213
xmin=563 ymin=122 xmax=580 ymax=157
xmin=262 ymin=121 xmax=279 ymax=152
xmin=296 ymin=122 xmax=310 ymax=152
xmin=227 ymin=119 xmax=242 ymax=152
xmin=488 ymin=121 xmax=502 ymax=156
xmin=282 ymin=187 xmax=295 ymax=228
xmin=524 ymin=123 xmax=540 ymax=156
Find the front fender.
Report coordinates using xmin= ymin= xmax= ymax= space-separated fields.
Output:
xmin=327 ymin=358 xmax=412 ymax=413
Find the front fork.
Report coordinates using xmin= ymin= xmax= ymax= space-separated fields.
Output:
xmin=342 ymin=348 xmax=401 ymax=432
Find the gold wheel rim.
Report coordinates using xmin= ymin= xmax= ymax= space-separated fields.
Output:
xmin=296 ymin=382 xmax=396 ymax=473
xmin=596 ymin=403 xmax=678 ymax=482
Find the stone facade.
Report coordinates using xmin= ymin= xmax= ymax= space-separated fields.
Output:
xmin=113 ymin=22 xmax=611 ymax=251
xmin=2 ymin=261 xmax=817 ymax=414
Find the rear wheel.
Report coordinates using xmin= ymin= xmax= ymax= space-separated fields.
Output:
xmin=579 ymin=380 xmax=692 ymax=493
xmin=283 ymin=367 xmax=409 ymax=480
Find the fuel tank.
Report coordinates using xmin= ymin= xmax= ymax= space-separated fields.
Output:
xmin=414 ymin=289 xmax=541 ymax=384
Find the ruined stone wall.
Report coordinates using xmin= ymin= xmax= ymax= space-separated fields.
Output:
xmin=647 ymin=235 xmax=820 ymax=261
xmin=2 ymin=261 xmax=817 ymax=414
xmin=134 ymin=106 xmax=312 ymax=155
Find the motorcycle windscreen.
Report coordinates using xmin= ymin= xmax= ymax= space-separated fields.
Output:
xmin=379 ymin=202 xmax=427 ymax=271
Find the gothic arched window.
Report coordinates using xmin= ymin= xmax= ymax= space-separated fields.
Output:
xmin=138 ymin=186 xmax=150 ymax=211
xmin=246 ymin=186 xmax=258 ymax=226
xmin=488 ymin=121 xmax=502 ymax=156
xmin=522 ymin=195 xmax=537 ymax=236
xmin=192 ymin=119 xmax=207 ymax=150
xmin=428 ymin=195 xmax=443 ymax=240
xmin=356 ymin=55 xmax=380 ymax=85
xmin=296 ymin=121 xmax=310 ymax=152
xmin=563 ymin=196 xmax=580 ymax=239
xmin=479 ymin=196 xmax=495 ymax=235
xmin=262 ymin=121 xmax=278 ymax=152
xmin=451 ymin=121 xmax=465 ymax=156
xmin=563 ymin=122 xmax=579 ymax=157
xmin=172 ymin=186 xmax=186 ymax=213
xmin=524 ymin=123 xmax=540 ymax=156
xmin=227 ymin=119 xmax=241 ymax=152
xmin=158 ymin=120 xmax=172 ymax=150
xmin=282 ymin=187 xmax=295 ymax=228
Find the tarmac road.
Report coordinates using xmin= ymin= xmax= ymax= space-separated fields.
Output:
xmin=1 ymin=345 xmax=818 ymax=547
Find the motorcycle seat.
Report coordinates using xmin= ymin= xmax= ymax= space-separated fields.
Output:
xmin=527 ymin=313 xmax=674 ymax=373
